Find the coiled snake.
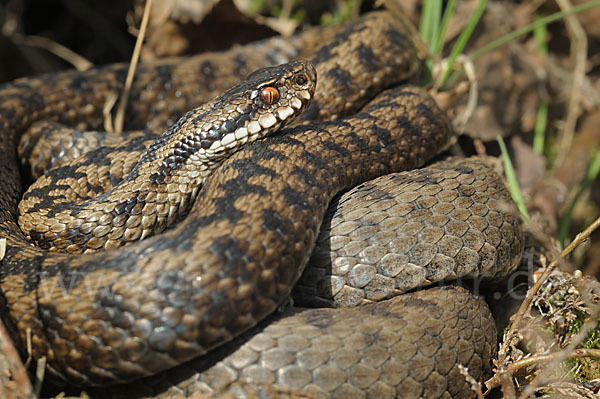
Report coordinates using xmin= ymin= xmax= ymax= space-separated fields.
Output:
xmin=0 ymin=12 xmax=524 ymax=398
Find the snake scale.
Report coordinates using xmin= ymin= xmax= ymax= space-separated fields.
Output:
xmin=0 ymin=11 xmax=524 ymax=399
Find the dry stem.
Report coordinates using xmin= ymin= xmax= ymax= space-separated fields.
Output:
xmin=10 ymin=34 xmax=93 ymax=71
xmin=486 ymin=216 xmax=600 ymax=392
xmin=113 ymin=0 xmax=153 ymax=133
xmin=554 ymin=0 xmax=587 ymax=167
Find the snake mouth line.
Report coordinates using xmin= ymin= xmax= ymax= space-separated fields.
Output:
xmin=195 ymin=60 xmax=317 ymax=162
xmin=155 ymin=59 xmax=317 ymax=173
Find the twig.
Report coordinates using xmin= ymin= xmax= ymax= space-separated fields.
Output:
xmin=544 ymin=52 xmax=600 ymax=110
xmin=470 ymin=1 xmax=599 ymax=61
xmin=498 ymin=370 xmax=518 ymax=399
xmin=279 ymin=0 xmax=294 ymax=20
xmin=432 ymin=54 xmax=478 ymax=129
xmin=518 ymin=319 xmax=600 ymax=398
xmin=513 ymin=217 xmax=599 ymax=345
xmin=0 ymin=319 xmax=33 ymax=398
xmin=486 ymin=216 xmax=600 ymax=392
xmin=103 ymin=92 xmax=119 ymax=134
xmin=10 ymin=34 xmax=93 ymax=71
xmin=510 ymin=348 xmax=600 ymax=375
xmin=489 ymin=348 xmax=600 ymax=397
xmin=458 ymin=364 xmax=485 ymax=399
xmin=112 ymin=0 xmax=153 ymax=133
xmin=24 ymin=327 xmax=32 ymax=368
xmin=34 ymin=356 xmax=45 ymax=397
xmin=0 ymin=238 xmax=5 ymax=261
xmin=553 ymin=0 xmax=587 ymax=167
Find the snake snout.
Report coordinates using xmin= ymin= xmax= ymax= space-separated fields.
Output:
xmin=293 ymin=59 xmax=317 ymax=95
xmin=284 ymin=59 xmax=317 ymax=107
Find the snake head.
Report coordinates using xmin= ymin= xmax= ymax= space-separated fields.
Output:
xmin=151 ymin=60 xmax=316 ymax=178
xmin=197 ymin=59 xmax=317 ymax=156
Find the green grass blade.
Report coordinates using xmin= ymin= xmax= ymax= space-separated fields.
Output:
xmin=420 ymin=0 xmax=434 ymax=44
xmin=532 ymin=17 xmax=548 ymax=156
xmin=420 ymin=0 xmax=443 ymax=49
xmin=472 ymin=1 xmax=600 ymax=61
xmin=497 ymin=136 xmax=530 ymax=222
xmin=432 ymin=0 xmax=457 ymax=55
xmin=445 ymin=0 xmax=600 ymax=87
xmin=438 ymin=0 xmax=488 ymax=87
xmin=533 ymin=15 xmax=548 ymax=54
xmin=559 ymin=149 xmax=600 ymax=246
xmin=533 ymin=100 xmax=548 ymax=155
xmin=428 ymin=0 xmax=441 ymax=50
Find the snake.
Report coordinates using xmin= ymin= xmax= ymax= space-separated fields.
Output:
xmin=0 ymin=11 xmax=524 ymax=399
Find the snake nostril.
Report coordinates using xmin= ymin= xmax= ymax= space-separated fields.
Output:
xmin=294 ymin=75 xmax=308 ymax=88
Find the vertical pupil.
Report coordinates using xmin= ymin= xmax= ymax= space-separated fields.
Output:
xmin=260 ymin=87 xmax=279 ymax=105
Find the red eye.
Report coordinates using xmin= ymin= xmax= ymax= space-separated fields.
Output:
xmin=260 ymin=87 xmax=280 ymax=105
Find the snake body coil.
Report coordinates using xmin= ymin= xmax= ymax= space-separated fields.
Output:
xmin=0 ymin=12 xmax=523 ymax=398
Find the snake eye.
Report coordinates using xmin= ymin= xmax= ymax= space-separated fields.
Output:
xmin=260 ymin=87 xmax=280 ymax=105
